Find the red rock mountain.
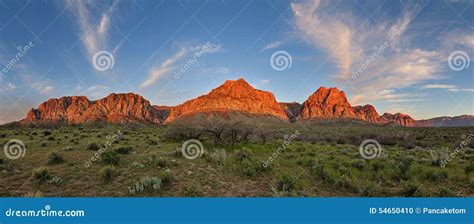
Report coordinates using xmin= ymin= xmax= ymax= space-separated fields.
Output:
xmin=22 ymin=93 xmax=160 ymax=124
xmin=164 ymin=79 xmax=288 ymax=123
xmin=18 ymin=78 xmax=471 ymax=127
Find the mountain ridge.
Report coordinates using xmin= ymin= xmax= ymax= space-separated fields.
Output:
xmin=19 ymin=79 xmax=473 ymax=127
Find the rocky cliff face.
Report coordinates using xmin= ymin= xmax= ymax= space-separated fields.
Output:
xmin=298 ymin=87 xmax=383 ymax=124
xmin=22 ymin=93 xmax=160 ymax=124
xmin=381 ymin=113 xmax=415 ymax=127
xmin=164 ymin=79 xmax=288 ymax=123
xmin=299 ymin=87 xmax=356 ymax=119
xmin=19 ymin=79 xmax=471 ymax=127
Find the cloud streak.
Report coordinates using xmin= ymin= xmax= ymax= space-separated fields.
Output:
xmin=141 ymin=43 xmax=222 ymax=88
xmin=291 ymin=0 xmax=470 ymax=106
xmin=67 ymin=0 xmax=119 ymax=62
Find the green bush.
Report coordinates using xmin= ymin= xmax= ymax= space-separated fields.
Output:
xmin=47 ymin=151 xmax=64 ymax=165
xmin=114 ymin=146 xmax=132 ymax=154
xmin=158 ymin=170 xmax=174 ymax=187
xmin=87 ymin=143 xmax=100 ymax=151
xmin=100 ymin=166 xmax=115 ymax=182
xmin=400 ymin=181 xmax=424 ymax=197
xmin=43 ymin=130 xmax=52 ymax=136
xmin=275 ymin=172 xmax=297 ymax=193
xmin=465 ymin=162 xmax=474 ymax=174
xmin=237 ymin=158 xmax=267 ymax=177
xmin=360 ymin=182 xmax=379 ymax=197
xmin=437 ymin=187 xmax=455 ymax=197
xmin=131 ymin=162 xmax=145 ymax=169
xmin=101 ymin=149 xmax=120 ymax=166
xmin=184 ymin=184 xmax=202 ymax=197
xmin=33 ymin=167 xmax=49 ymax=182
xmin=128 ymin=176 xmax=162 ymax=195
xmin=425 ymin=169 xmax=448 ymax=181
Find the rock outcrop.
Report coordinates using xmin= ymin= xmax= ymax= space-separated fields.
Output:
xmin=164 ymin=79 xmax=288 ymax=123
xmin=18 ymin=78 xmax=472 ymax=127
xmin=380 ymin=113 xmax=415 ymax=127
xmin=22 ymin=93 xmax=160 ymax=124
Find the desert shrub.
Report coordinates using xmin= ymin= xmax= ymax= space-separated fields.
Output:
xmin=63 ymin=146 xmax=73 ymax=151
xmin=397 ymin=157 xmax=414 ymax=180
xmin=158 ymin=170 xmax=174 ymax=187
xmin=47 ymin=136 xmax=55 ymax=141
xmin=377 ymin=134 xmax=397 ymax=146
xmin=101 ymin=149 xmax=120 ymax=165
xmin=370 ymin=160 xmax=386 ymax=173
xmin=437 ymin=187 xmax=455 ymax=197
xmin=147 ymin=139 xmax=159 ymax=145
xmin=47 ymin=151 xmax=64 ymax=165
xmin=0 ymin=133 xmax=6 ymax=138
xmin=235 ymin=148 xmax=251 ymax=162
xmin=351 ymin=159 xmax=366 ymax=170
xmin=43 ymin=130 xmax=52 ymax=136
xmin=146 ymin=154 xmax=168 ymax=168
xmin=424 ymin=169 xmax=448 ymax=181
xmin=334 ymin=174 xmax=353 ymax=189
xmin=0 ymin=158 xmax=3 ymax=164
xmin=131 ymin=162 xmax=145 ymax=169
xmin=296 ymin=156 xmax=315 ymax=167
xmin=465 ymin=162 xmax=474 ymax=174
xmin=359 ymin=182 xmax=379 ymax=197
xmin=237 ymin=158 xmax=265 ymax=177
xmin=87 ymin=143 xmax=100 ymax=151
xmin=274 ymin=172 xmax=298 ymax=194
xmin=231 ymin=149 xmax=270 ymax=178
xmin=205 ymin=149 xmax=228 ymax=165
xmin=163 ymin=125 xmax=202 ymax=141
xmin=156 ymin=157 xmax=168 ymax=168
xmin=400 ymin=181 xmax=424 ymax=197
xmin=47 ymin=176 xmax=63 ymax=184
xmin=128 ymin=176 xmax=162 ymax=195
xmin=184 ymin=184 xmax=202 ymax=197
xmin=33 ymin=167 xmax=49 ymax=182
xmin=100 ymin=166 xmax=115 ymax=182
xmin=114 ymin=146 xmax=132 ymax=154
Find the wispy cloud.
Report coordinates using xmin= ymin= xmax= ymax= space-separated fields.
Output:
xmin=422 ymin=84 xmax=456 ymax=89
xmin=141 ymin=42 xmax=222 ymax=88
xmin=448 ymin=88 xmax=474 ymax=93
xmin=66 ymin=0 xmax=119 ymax=61
xmin=39 ymin=86 xmax=53 ymax=94
xmin=261 ymin=41 xmax=284 ymax=52
xmin=141 ymin=49 xmax=186 ymax=88
xmin=291 ymin=0 xmax=467 ymax=105
xmin=1 ymin=82 xmax=16 ymax=92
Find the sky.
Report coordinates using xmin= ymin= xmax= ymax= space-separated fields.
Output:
xmin=0 ymin=0 xmax=472 ymax=124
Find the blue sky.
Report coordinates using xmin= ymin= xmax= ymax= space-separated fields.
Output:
xmin=0 ymin=0 xmax=472 ymax=124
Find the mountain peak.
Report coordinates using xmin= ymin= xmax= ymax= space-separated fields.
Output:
xmin=164 ymin=79 xmax=288 ymax=122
